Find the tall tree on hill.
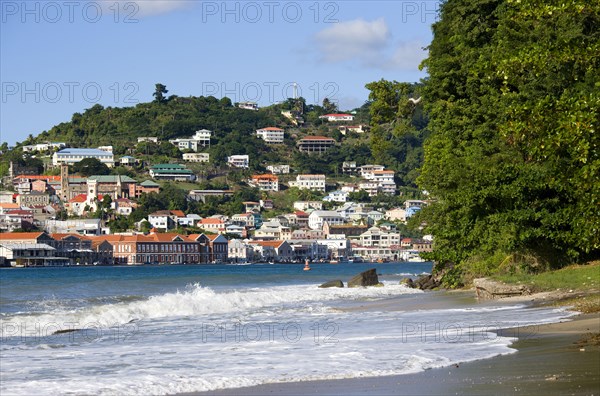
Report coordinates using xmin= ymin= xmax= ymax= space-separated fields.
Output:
xmin=417 ymin=0 xmax=599 ymax=283
xmin=153 ymin=83 xmax=169 ymax=104
xmin=322 ymin=97 xmax=338 ymax=114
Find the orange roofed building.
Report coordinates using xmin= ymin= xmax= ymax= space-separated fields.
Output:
xmin=250 ymin=174 xmax=279 ymax=191
xmin=197 ymin=218 xmax=226 ymax=233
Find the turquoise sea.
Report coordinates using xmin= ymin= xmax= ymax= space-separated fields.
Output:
xmin=0 ymin=263 xmax=574 ymax=395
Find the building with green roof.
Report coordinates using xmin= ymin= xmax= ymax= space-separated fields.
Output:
xmin=149 ymin=164 xmax=196 ymax=181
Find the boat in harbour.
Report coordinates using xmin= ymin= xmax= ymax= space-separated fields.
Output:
xmin=303 ymin=259 xmax=311 ymax=271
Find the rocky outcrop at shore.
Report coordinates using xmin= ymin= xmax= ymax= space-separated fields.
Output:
xmin=401 ymin=272 xmax=444 ymax=290
xmin=319 ymin=280 xmax=344 ymax=288
xmin=348 ymin=268 xmax=379 ymax=288
xmin=400 ymin=278 xmax=416 ymax=288
xmin=473 ymin=278 xmax=531 ymax=299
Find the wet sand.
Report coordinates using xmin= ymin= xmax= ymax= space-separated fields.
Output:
xmin=184 ymin=293 xmax=600 ymax=396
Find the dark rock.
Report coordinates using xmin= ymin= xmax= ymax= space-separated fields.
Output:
xmin=414 ymin=274 xmax=441 ymax=290
xmin=400 ymin=278 xmax=416 ymax=288
xmin=348 ymin=268 xmax=379 ymax=288
xmin=473 ymin=278 xmax=530 ymax=299
xmin=319 ymin=280 xmax=344 ymax=288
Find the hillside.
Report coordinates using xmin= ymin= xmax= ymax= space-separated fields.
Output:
xmin=2 ymin=83 xmax=428 ymax=187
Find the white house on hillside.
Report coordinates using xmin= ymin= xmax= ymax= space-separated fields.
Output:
xmin=183 ymin=153 xmax=210 ymax=163
xmin=308 ymin=211 xmax=344 ymax=230
xmin=169 ymin=129 xmax=211 ymax=152
xmin=256 ymin=127 xmax=284 ymax=144
xmin=289 ymin=174 xmax=326 ymax=192
xmin=266 ymin=164 xmax=290 ymax=174
xmin=227 ymin=155 xmax=249 ymax=168
xmin=323 ymin=190 xmax=350 ymax=203
xmin=318 ymin=113 xmax=354 ymax=122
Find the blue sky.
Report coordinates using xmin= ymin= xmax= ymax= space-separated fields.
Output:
xmin=1 ymin=0 xmax=439 ymax=146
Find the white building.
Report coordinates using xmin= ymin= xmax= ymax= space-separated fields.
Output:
xmin=227 ymin=155 xmax=249 ymax=169
xmin=250 ymin=174 xmax=279 ymax=192
xmin=318 ymin=113 xmax=355 ymax=122
xmin=366 ymin=210 xmax=385 ymax=222
xmin=256 ymin=127 xmax=284 ymax=144
xmin=316 ymin=238 xmax=352 ymax=258
xmin=359 ymin=165 xmax=386 ymax=179
xmin=178 ymin=214 xmax=202 ymax=227
xmin=385 ymin=207 xmax=407 ymax=222
xmin=338 ymin=125 xmax=369 ymax=135
xmin=228 ymin=239 xmax=254 ymax=262
xmin=238 ymin=101 xmax=259 ymax=110
xmin=147 ymin=210 xmax=181 ymax=231
xmin=323 ymin=190 xmax=350 ymax=203
xmin=169 ymin=129 xmax=211 ymax=152
xmin=358 ymin=226 xmax=401 ymax=248
xmin=288 ymin=174 xmax=326 ymax=192
xmin=358 ymin=167 xmax=396 ymax=196
xmin=183 ymin=153 xmax=210 ymax=163
xmin=22 ymin=142 xmax=66 ymax=152
xmin=52 ymin=148 xmax=115 ymax=167
xmin=378 ymin=181 xmax=397 ymax=195
xmin=137 ymin=137 xmax=158 ymax=143
xmin=266 ymin=164 xmax=290 ymax=174
xmin=358 ymin=182 xmax=380 ymax=197
xmin=308 ymin=211 xmax=345 ymax=230
xmin=369 ymin=170 xmax=395 ymax=183
xmin=293 ymin=201 xmax=323 ymax=211
xmin=112 ymin=198 xmax=137 ymax=217
xmin=119 ymin=156 xmax=137 ymax=166
xmin=0 ymin=191 xmax=13 ymax=203
xmin=43 ymin=219 xmax=103 ymax=235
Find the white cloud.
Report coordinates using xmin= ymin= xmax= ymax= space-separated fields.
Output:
xmin=314 ymin=18 xmax=390 ymax=63
xmin=380 ymin=40 xmax=428 ymax=71
xmin=313 ymin=18 xmax=428 ymax=71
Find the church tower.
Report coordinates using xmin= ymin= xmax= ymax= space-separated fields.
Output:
xmin=60 ymin=163 xmax=70 ymax=202
xmin=86 ymin=179 xmax=98 ymax=212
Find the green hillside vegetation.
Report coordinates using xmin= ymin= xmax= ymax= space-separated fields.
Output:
xmin=415 ymin=0 xmax=599 ymax=286
xmin=2 ymin=83 xmax=428 ymax=188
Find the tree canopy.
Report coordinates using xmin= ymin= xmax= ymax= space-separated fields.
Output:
xmin=72 ymin=158 xmax=110 ymax=177
xmin=417 ymin=0 xmax=599 ymax=284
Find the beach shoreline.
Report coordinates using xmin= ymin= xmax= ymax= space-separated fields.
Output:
xmin=185 ymin=291 xmax=600 ymax=396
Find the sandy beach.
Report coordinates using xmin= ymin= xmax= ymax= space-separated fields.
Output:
xmin=189 ymin=291 xmax=600 ymax=396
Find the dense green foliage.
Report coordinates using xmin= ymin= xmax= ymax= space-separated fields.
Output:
xmin=72 ymin=158 xmax=110 ymax=177
xmin=365 ymin=80 xmax=429 ymax=185
xmin=417 ymin=0 xmax=599 ymax=284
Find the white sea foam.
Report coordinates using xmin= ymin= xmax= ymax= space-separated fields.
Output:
xmin=0 ymin=282 xmax=421 ymax=337
xmin=0 ymin=280 xmax=576 ymax=396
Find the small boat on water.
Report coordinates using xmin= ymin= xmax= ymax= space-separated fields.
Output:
xmin=348 ymin=256 xmax=364 ymax=263
xmin=303 ymin=259 xmax=311 ymax=271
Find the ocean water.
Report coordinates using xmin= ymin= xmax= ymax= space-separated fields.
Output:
xmin=0 ymin=263 xmax=574 ymax=395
